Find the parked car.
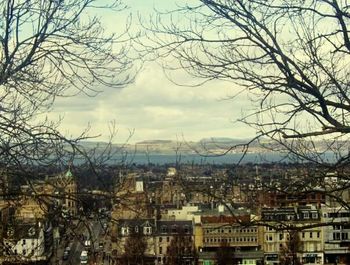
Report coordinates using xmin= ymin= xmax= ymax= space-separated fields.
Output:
xmin=84 ymin=240 xmax=91 ymax=249
xmin=99 ymin=242 xmax=104 ymax=250
xmin=63 ymin=245 xmax=71 ymax=260
xmin=80 ymin=250 xmax=88 ymax=264
xmin=63 ymin=250 xmax=69 ymax=260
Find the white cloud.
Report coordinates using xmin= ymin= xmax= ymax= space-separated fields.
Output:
xmin=47 ymin=62 xmax=255 ymax=143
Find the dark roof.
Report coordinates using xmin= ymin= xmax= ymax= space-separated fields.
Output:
xmin=156 ymin=220 xmax=193 ymax=235
xmin=118 ymin=219 xmax=155 ymax=227
xmin=201 ymin=215 xmax=251 ymax=224
xmin=7 ymin=224 xmax=41 ymax=240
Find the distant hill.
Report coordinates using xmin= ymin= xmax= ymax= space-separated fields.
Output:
xmin=76 ymin=137 xmax=350 ymax=156
xmin=77 ymin=138 xmax=265 ymax=155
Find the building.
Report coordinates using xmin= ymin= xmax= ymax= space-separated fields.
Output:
xmin=113 ymin=218 xmax=156 ymax=265
xmin=197 ymin=214 xmax=263 ymax=265
xmin=262 ymin=206 xmax=323 ymax=265
xmin=47 ymin=168 xmax=78 ymax=217
xmin=155 ymin=220 xmax=195 ymax=265
xmin=112 ymin=174 xmax=152 ymax=220
xmin=2 ymin=221 xmax=52 ymax=264
xmin=322 ymin=207 xmax=350 ymax=264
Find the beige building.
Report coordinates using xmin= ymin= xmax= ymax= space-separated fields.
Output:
xmin=262 ymin=206 xmax=323 ymax=265
xmin=47 ymin=168 xmax=78 ymax=217
xmin=196 ymin=214 xmax=264 ymax=265
xmin=112 ymin=173 xmax=152 ymax=220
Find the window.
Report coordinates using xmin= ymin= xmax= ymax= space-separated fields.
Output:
xmin=159 ymin=247 xmax=162 ymax=254
xmin=342 ymin=233 xmax=348 ymax=240
xmin=302 ymin=232 xmax=305 ymax=238
xmin=171 ymin=225 xmax=177 ymax=233
xmin=144 ymin=226 xmax=152 ymax=235
xmin=121 ymin=227 xmax=129 ymax=236
xmin=317 ymin=232 xmax=320 ymax=238
xmin=310 ymin=232 xmax=313 ymax=238
xmin=135 ymin=226 xmax=139 ymax=233
xmin=159 ymin=237 xmax=163 ymax=242
xmin=167 ymin=237 xmax=170 ymax=242
xmin=161 ymin=226 xmax=167 ymax=233
xmin=22 ymin=239 xmax=26 ymax=245
xmin=279 ymin=234 xmax=283 ymax=240
xmin=333 ymin=232 xmax=341 ymax=240
xmin=184 ymin=226 xmax=189 ymax=234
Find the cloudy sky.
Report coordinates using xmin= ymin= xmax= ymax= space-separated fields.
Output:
xmin=49 ymin=0 xmax=255 ymax=144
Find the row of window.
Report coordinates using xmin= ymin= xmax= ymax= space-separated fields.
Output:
xmin=332 ymin=232 xmax=349 ymax=240
xmin=158 ymin=246 xmax=192 ymax=255
xmin=302 ymin=231 xmax=321 ymax=239
xmin=205 ymin=227 xmax=257 ymax=234
xmin=332 ymin=224 xmax=350 ymax=230
xmin=328 ymin=212 xmax=350 ymax=218
xmin=160 ymin=225 xmax=190 ymax=234
xmin=204 ymin=237 xmax=258 ymax=243
xmin=159 ymin=236 xmax=192 ymax=243
xmin=265 ymin=231 xmax=321 ymax=241
xmin=156 ymin=256 xmax=192 ymax=265
xmin=263 ymin=212 xmax=319 ymax=221
xmin=121 ymin=226 xmax=152 ymax=235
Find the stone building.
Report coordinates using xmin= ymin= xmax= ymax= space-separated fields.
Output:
xmin=262 ymin=206 xmax=323 ymax=265
xmin=155 ymin=220 xmax=195 ymax=265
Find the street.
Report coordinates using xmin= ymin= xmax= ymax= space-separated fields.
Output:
xmin=51 ymin=218 xmax=112 ymax=265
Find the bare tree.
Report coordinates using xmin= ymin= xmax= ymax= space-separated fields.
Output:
xmin=121 ymin=231 xmax=147 ymax=265
xmin=142 ymin=0 xmax=350 ymax=166
xmin=215 ymin=241 xmax=236 ymax=265
xmin=280 ymin=231 xmax=302 ymax=265
xmin=0 ymin=0 xmax=135 ymax=262
xmin=165 ymin=232 xmax=197 ymax=265
xmin=137 ymin=3 xmax=350 ymax=260
xmin=0 ymin=0 xmax=134 ymax=169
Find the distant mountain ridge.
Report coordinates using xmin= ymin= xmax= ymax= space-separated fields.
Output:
xmin=78 ymin=138 xmax=264 ymax=155
xmin=77 ymin=137 xmax=350 ymax=156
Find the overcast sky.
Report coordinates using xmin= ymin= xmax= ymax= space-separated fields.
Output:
xmin=48 ymin=0 xmax=255 ymax=144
